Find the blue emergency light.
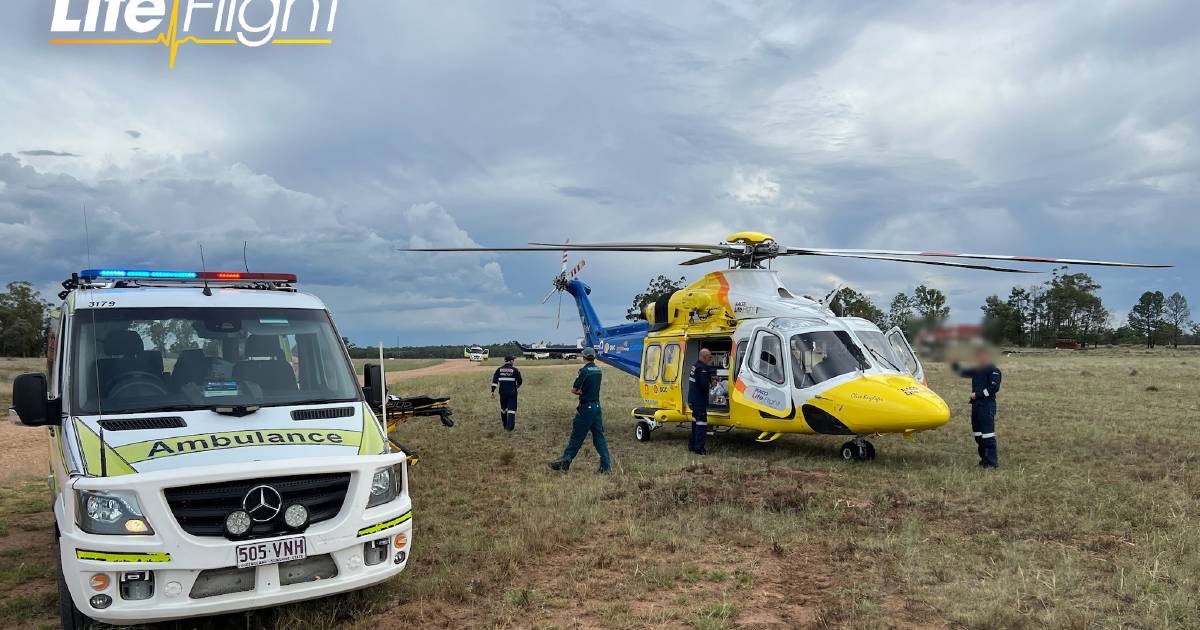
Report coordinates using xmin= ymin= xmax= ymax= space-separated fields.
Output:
xmin=80 ymin=269 xmax=297 ymax=282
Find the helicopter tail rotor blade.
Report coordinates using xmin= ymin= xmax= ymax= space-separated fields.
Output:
xmin=556 ymin=291 xmax=563 ymax=329
xmin=568 ymin=259 xmax=587 ymax=278
xmin=541 ymin=286 xmax=558 ymax=304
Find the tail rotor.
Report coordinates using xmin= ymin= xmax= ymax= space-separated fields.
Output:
xmin=544 ymin=239 xmax=587 ymax=329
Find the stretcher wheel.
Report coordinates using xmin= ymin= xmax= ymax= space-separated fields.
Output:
xmin=635 ymin=421 xmax=653 ymax=442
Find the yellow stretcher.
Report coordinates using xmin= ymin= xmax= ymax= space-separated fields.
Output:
xmin=362 ymin=364 xmax=453 ymax=464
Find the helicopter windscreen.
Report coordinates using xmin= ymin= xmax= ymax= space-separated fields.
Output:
xmin=789 ymin=331 xmax=868 ymax=388
xmin=854 ymin=330 xmax=906 ymax=373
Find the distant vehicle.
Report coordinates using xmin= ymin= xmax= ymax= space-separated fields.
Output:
xmin=463 ymin=346 xmax=489 ymax=362
xmin=10 ymin=269 xmax=412 ymax=628
xmin=520 ymin=341 xmax=580 ymax=360
xmin=405 ymin=231 xmax=1167 ymax=460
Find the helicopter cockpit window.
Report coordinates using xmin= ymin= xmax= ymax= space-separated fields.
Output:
xmin=790 ymin=331 xmax=868 ymax=388
xmin=855 ymin=330 xmax=906 ymax=373
xmin=751 ymin=332 xmax=786 ymax=385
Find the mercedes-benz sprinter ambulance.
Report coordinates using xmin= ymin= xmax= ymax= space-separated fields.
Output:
xmin=10 ymin=269 xmax=412 ymax=628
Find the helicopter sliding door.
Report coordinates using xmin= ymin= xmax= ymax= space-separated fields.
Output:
xmin=885 ymin=327 xmax=925 ymax=382
xmin=730 ymin=328 xmax=792 ymax=417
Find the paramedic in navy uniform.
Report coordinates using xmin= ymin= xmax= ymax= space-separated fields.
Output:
xmin=687 ymin=349 xmax=714 ymax=455
xmin=953 ymin=347 xmax=1002 ymax=468
xmin=491 ymin=355 xmax=523 ymax=431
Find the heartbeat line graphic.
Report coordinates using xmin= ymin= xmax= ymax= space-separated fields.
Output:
xmin=49 ymin=0 xmax=332 ymax=69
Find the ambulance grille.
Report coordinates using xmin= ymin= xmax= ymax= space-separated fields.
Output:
xmin=98 ymin=416 xmax=186 ymax=431
xmin=291 ymin=406 xmax=356 ymax=421
xmin=164 ymin=473 xmax=351 ymax=538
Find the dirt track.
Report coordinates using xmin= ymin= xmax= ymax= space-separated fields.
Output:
xmin=0 ymin=417 xmax=49 ymax=482
xmin=385 ymin=359 xmax=572 ymax=383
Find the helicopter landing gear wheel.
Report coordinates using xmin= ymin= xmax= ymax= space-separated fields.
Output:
xmin=635 ymin=421 xmax=653 ymax=442
xmin=839 ymin=438 xmax=875 ymax=462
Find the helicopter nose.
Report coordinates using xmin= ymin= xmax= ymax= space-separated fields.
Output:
xmin=809 ymin=375 xmax=951 ymax=434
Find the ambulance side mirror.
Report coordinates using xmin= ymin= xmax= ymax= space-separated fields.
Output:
xmin=12 ymin=373 xmax=60 ymax=427
xmin=362 ymin=363 xmax=384 ymax=404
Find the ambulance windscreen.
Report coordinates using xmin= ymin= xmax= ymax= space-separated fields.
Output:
xmin=71 ymin=307 xmax=359 ymax=416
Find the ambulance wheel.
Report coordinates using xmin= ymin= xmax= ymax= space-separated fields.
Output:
xmin=635 ymin=421 xmax=653 ymax=442
xmin=57 ymin=541 xmax=94 ymax=629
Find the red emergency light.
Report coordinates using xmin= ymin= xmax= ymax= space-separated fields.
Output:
xmin=81 ymin=269 xmax=297 ymax=283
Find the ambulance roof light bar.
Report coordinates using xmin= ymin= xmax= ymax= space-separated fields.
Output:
xmin=79 ymin=269 xmax=298 ymax=283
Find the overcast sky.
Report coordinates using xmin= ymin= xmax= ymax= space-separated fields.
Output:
xmin=1 ymin=1 xmax=1195 ymax=345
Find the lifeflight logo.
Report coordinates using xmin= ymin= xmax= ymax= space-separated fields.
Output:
xmin=49 ymin=0 xmax=339 ymax=69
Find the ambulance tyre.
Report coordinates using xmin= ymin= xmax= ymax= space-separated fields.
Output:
xmin=57 ymin=541 xmax=93 ymax=630
xmin=635 ymin=421 xmax=653 ymax=442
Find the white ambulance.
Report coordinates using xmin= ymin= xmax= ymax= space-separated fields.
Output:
xmin=10 ymin=269 xmax=412 ymax=628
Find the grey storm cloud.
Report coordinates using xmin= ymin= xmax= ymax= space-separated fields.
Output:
xmin=124 ymin=130 xmax=142 ymax=139
xmin=0 ymin=0 xmax=1196 ymax=344
xmin=17 ymin=149 xmax=80 ymax=157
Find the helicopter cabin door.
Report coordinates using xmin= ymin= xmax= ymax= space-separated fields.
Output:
xmin=885 ymin=327 xmax=925 ymax=383
xmin=731 ymin=327 xmax=792 ymax=417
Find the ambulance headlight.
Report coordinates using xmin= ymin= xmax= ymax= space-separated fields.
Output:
xmin=367 ymin=467 xmax=399 ymax=508
xmin=77 ymin=491 xmax=154 ymax=536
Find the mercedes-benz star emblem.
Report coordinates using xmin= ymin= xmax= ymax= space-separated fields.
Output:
xmin=243 ymin=485 xmax=283 ymax=523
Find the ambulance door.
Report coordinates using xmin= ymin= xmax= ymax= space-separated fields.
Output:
xmin=731 ymin=325 xmax=792 ymax=417
xmin=885 ymin=327 xmax=925 ymax=383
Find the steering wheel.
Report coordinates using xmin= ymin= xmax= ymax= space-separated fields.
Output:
xmin=107 ymin=371 xmax=169 ymax=398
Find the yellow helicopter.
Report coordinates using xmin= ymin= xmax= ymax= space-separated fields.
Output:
xmin=403 ymin=232 xmax=1167 ymax=460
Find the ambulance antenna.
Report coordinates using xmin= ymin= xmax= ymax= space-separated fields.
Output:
xmin=199 ymin=244 xmax=212 ymax=296
xmin=82 ymin=206 xmax=107 ymax=476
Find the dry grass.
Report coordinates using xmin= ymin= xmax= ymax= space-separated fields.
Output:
xmin=1 ymin=348 xmax=1198 ymax=628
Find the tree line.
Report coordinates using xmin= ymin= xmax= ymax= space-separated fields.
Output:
xmin=626 ymin=271 xmax=1197 ymax=349
xmin=0 ymin=281 xmax=51 ymax=357
xmin=0 ymin=275 xmax=1195 ymax=359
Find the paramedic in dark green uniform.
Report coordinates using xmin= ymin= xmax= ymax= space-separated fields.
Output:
xmin=548 ymin=347 xmax=613 ymax=473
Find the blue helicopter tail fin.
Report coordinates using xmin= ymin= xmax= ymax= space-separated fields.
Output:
xmin=564 ymin=279 xmax=647 ymax=376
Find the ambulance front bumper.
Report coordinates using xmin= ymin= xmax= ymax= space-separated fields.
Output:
xmin=59 ymin=454 xmax=412 ymax=625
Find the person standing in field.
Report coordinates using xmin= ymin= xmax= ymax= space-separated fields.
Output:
xmin=953 ymin=347 xmax=1002 ymax=468
xmin=548 ymin=347 xmax=612 ymax=474
xmin=490 ymin=355 xmax=523 ymax=431
xmin=687 ymin=349 xmax=714 ymax=455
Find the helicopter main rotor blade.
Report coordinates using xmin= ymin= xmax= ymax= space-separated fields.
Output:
xmin=529 ymin=241 xmax=736 ymax=254
xmin=679 ymin=253 xmax=730 ymax=266
xmin=783 ymin=251 xmax=1038 ymax=273
xmin=396 ymin=246 xmax=567 ymax=252
xmin=785 ymin=247 xmax=1171 ymax=269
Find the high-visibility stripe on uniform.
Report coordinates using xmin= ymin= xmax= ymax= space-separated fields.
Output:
xmin=357 ymin=510 xmax=413 ymax=537
xmin=980 ymin=432 xmax=996 ymax=439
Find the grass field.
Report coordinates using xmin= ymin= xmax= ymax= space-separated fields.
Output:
xmin=1 ymin=349 xmax=1198 ymax=628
